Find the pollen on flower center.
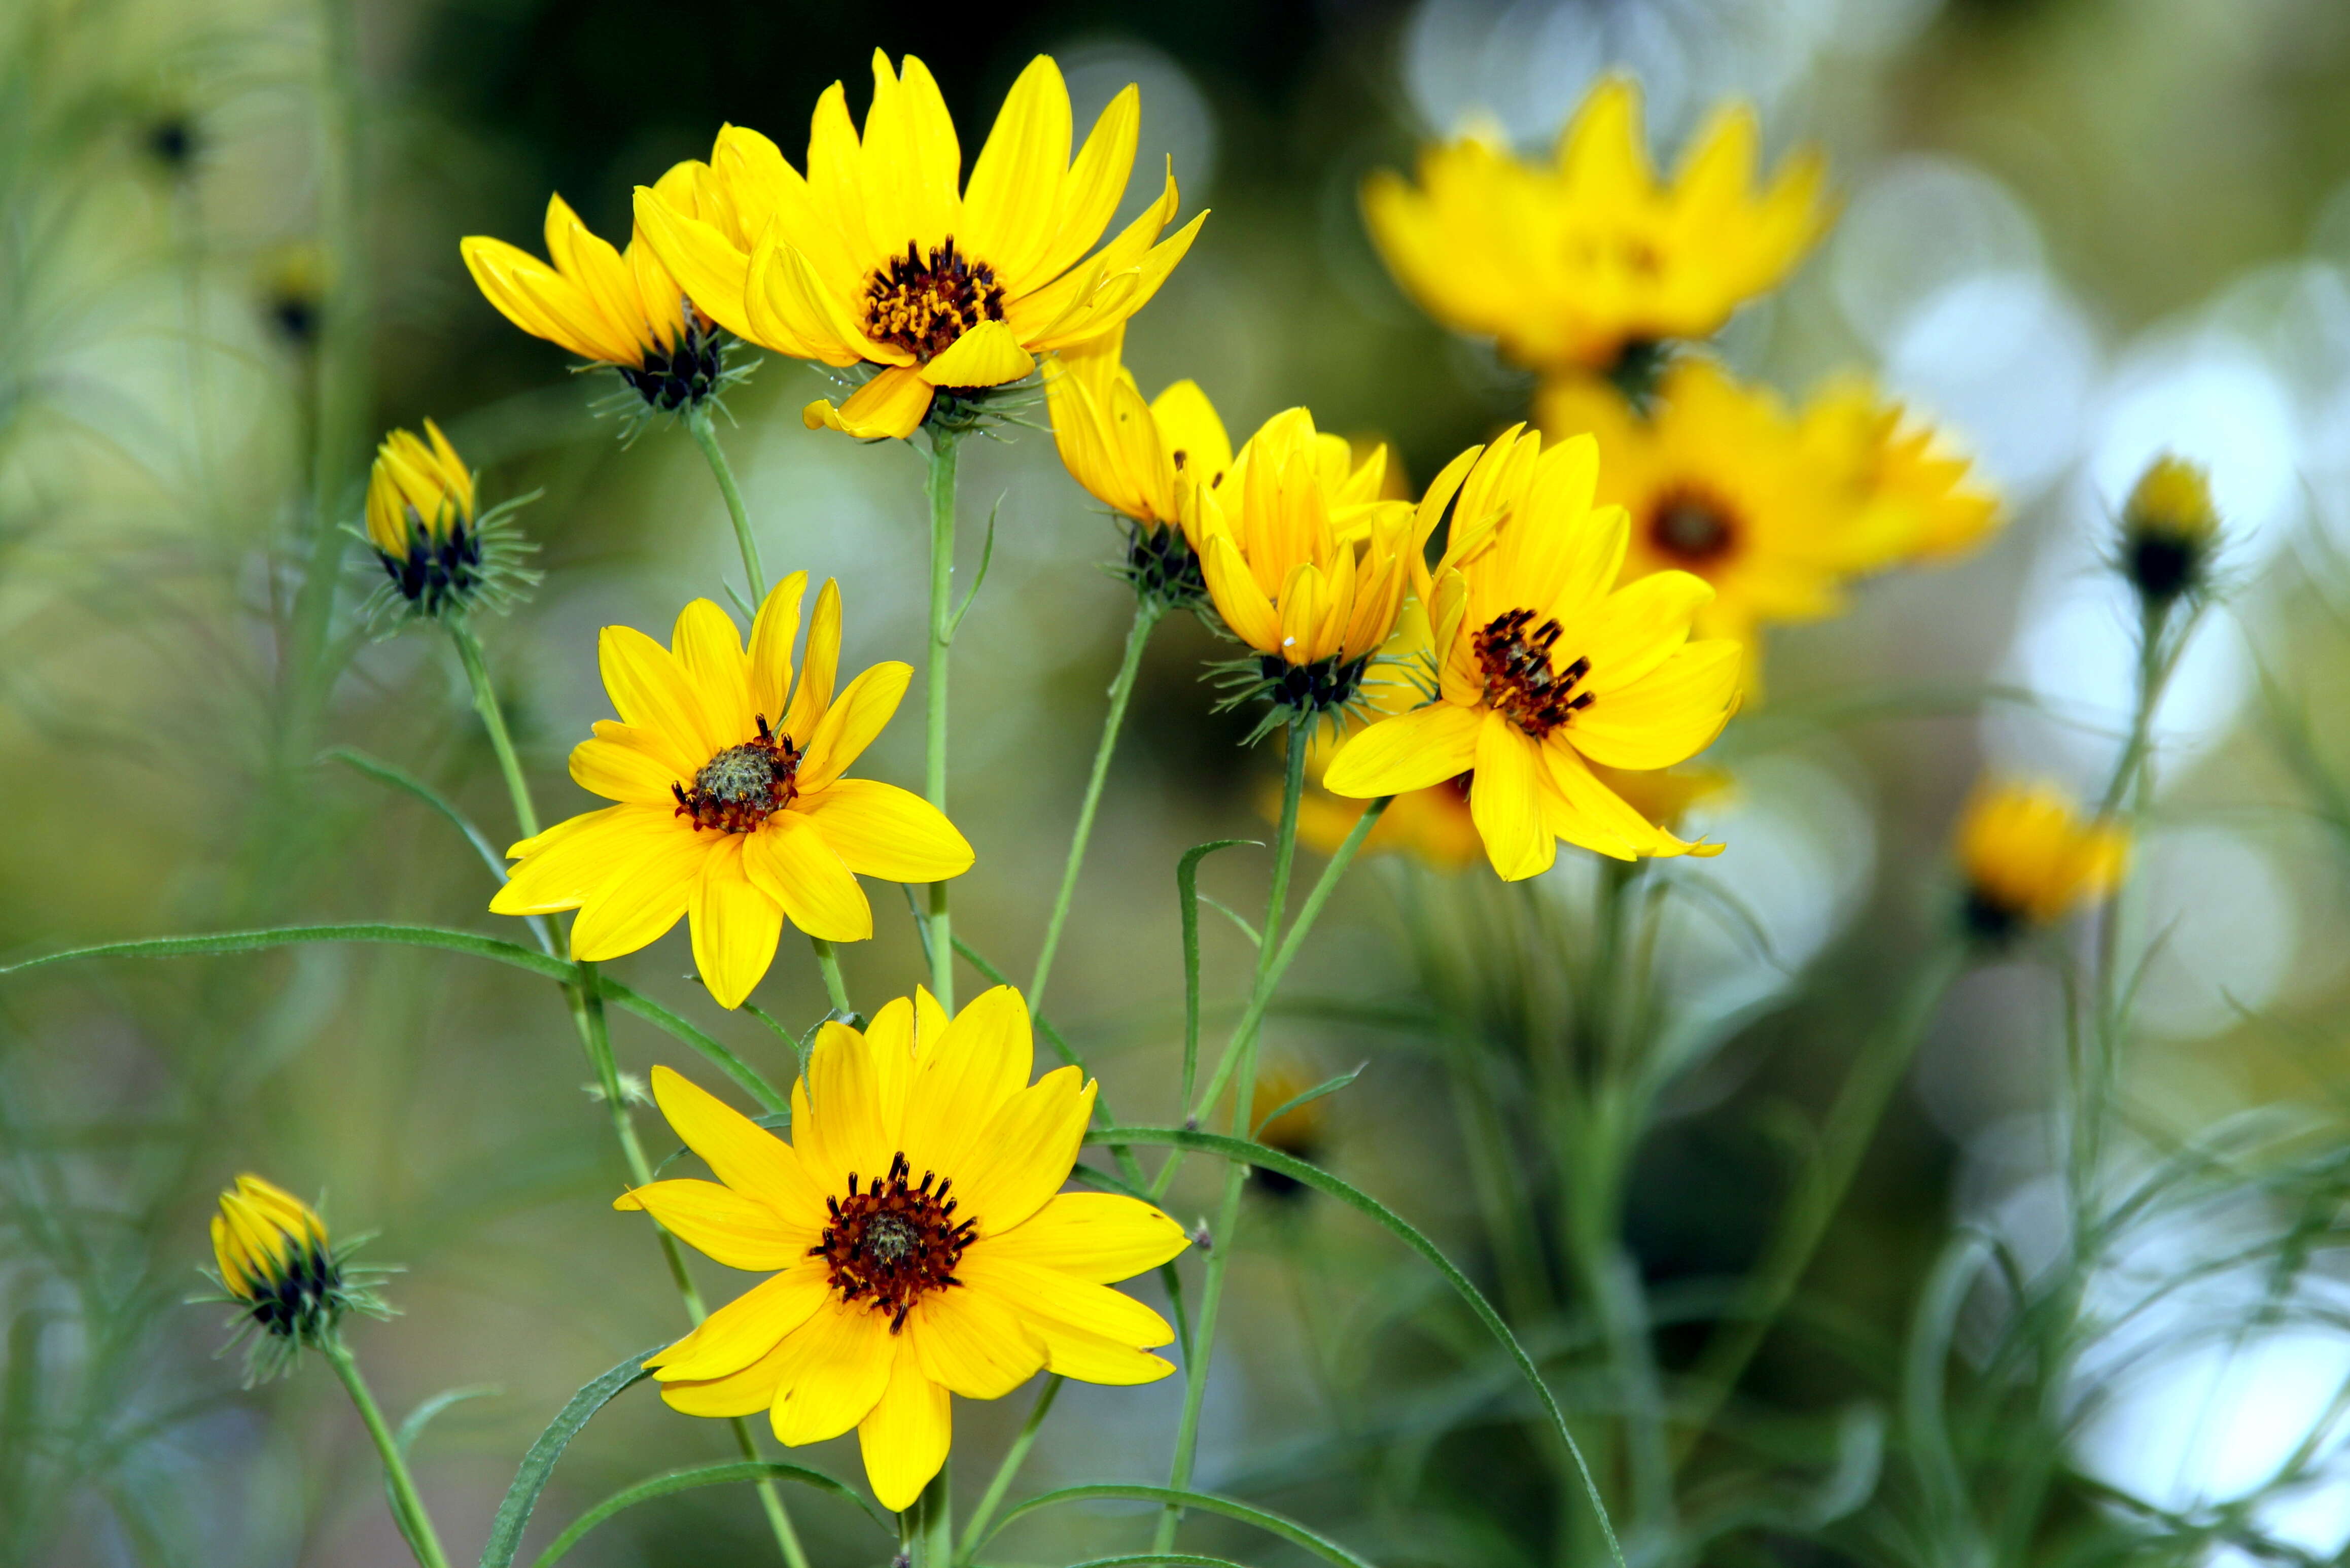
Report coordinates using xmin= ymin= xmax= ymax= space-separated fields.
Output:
xmin=863 ymin=238 xmax=1007 ymax=364
xmin=673 ymin=716 xmax=800 ymax=833
xmin=812 ymin=1152 xmax=976 ymax=1332
xmin=1475 ymin=608 xmax=1592 ymax=738
xmin=1647 ymin=486 xmax=1738 ymax=565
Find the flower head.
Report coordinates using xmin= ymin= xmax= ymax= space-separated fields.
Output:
xmin=204 ymin=1174 xmax=387 ymax=1381
xmin=1250 ymin=1063 xmax=1328 ymax=1201
xmin=488 ymin=574 xmax=972 ymax=1007
xmin=632 ymin=52 xmax=1205 ymax=441
xmin=362 ymin=421 xmax=537 ymax=622
xmin=1955 ymin=781 xmax=2128 ymax=943
xmin=1536 ymin=360 xmax=1994 ymax=687
xmin=615 ymin=989 xmax=1187 ymax=1511
xmin=1192 ymin=407 xmax=1439 ymax=733
xmin=463 ymin=170 xmax=734 ymax=416
xmin=1323 ymin=425 xmax=1738 ymax=879
xmin=2119 ymin=453 xmax=2220 ymax=607
xmin=1046 ymin=326 xmax=1231 ymax=607
xmin=1363 ymin=76 xmax=1830 ymax=376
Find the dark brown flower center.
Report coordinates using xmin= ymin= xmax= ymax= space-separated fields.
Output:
xmin=1646 ymin=486 xmax=1738 ymax=566
xmin=1475 ymin=608 xmax=1592 ymax=739
xmin=811 ymin=1152 xmax=975 ymax=1332
xmin=863 ymin=238 xmax=1006 ymax=364
xmin=673 ymin=715 xmax=799 ymax=833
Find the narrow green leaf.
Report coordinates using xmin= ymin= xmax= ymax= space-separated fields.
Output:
xmin=1056 ymin=1555 xmax=1252 ymax=1568
xmin=1196 ymin=895 xmax=1259 ymax=948
xmin=599 ymin=977 xmax=786 ymax=1114
xmin=1254 ymin=1064 xmax=1365 ymax=1138
xmin=949 ymin=492 xmax=1001 ymax=640
xmin=1088 ymin=1127 xmax=1623 ymax=1568
xmin=477 ymin=1345 xmax=664 ymax=1568
xmin=323 ymin=746 xmax=558 ymax=957
xmin=1176 ymin=841 xmax=1255 ymax=1114
xmin=396 ymin=1384 xmax=502 ymax=1455
xmin=531 ymin=1460 xmax=886 ymax=1566
xmin=984 ymin=1484 xmax=1371 ymax=1568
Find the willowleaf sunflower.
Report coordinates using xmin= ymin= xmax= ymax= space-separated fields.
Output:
xmin=1956 ymin=781 xmax=2128 ymax=943
xmin=362 ymin=420 xmax=538 ymax=622
xmin=488 ymin=574 xmax=971 ymax=1008
xmin=1323 ymin=425 xmax=1738 ymax=879
xmin=1536 ymin=359 xmax=1995 ymax=688
xmin=616 ymin=988 xmax=1187 ymax=1511
xmin=462 ymin=167 xmax=732 ymax=415
xmin=1362 ymin=76 xmax=1830 ymax=375
xmin=632 ymin=52 xmax=1205 ymax=441
xmin=202 ymin=1174 xmax=389 ymax=1381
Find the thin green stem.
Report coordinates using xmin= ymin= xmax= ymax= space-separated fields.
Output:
xmin=1153 ymin=723 xmax=1309 ymax=1553
xmin=1029 ymin=598 xmax=1164 ymax=1014
xmin=1674 ymin=943 xmax=1967 ymax=1465
xmin=810 ymin=936 xmax=855 ymax=1017
xmin=690 ymin=407 xmax=763 ymax=600
xmin=917 ymin=1464 xmax=954 ymax=1568
xmin=959 ymin=1375 xmax=1063 ymax=1562
xmin=449 ymin=619 xmax=540 ymax=839
xmin=324 ymin=1337 xmax=452 ymax=1568
xmin=924 ymin=429 xmax=962 ymax=1008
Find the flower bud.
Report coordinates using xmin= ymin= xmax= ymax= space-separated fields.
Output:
xmin=203 ymin=1173 xmax=388 ymax=1380
xmin=360 ymin=420 xmax=538 ymax=625
xmin=2120 ymin=454 xmax=2219 ymax=608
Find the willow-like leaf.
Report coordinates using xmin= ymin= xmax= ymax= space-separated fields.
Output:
xmin=983 ymin=1484 xmax=1371 ymax=1568
xmin=1089 ymin=1127 xmax=1623 ymax=1568
xmin=1176 ymin=841 xmax=1254 ymax=1112
xmin=477 ymin=1345 xmax=662 ymax=1568
xmin=396 ymin=1385 xmax=501 ymax=1456
xmin=531 ymin=1459 xmax=886 ymax=1565
xmin=324 ymin=746 xmax=556 ymax=955
xmin=1253 ymin=1065 xmax=1364 ymax=1138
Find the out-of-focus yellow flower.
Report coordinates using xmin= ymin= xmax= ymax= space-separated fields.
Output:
xmin=1537 ymin=361 xmax=1992 ymax=687
xmin=1192 ymin=408 xmax=1457 ymax=733
xmin=488 ymin=574 xmax=971 ymax=1008
xmin=632 ymin=52 xmax=1205 ymax=441
xmin=616 ymin=993 xmax=1187 ymax=1510
xmin=1362 ymin=76 xmax=1830 ymax=374
xmin=2120 ymin=453 xmax=2220 ymax=606
xmin=1956 ymin=781 xmax=2128 ymax=939
xmin=1250 ymin=1062 xmax=1328 ymax=1200
xmin=462 ymin=172 xmax=726 ymax=413
xmin=1324 ymin=426 xmax=1738 ymax=879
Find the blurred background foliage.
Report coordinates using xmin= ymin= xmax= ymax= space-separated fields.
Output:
xmin=12 ymin=0 xmax=2350 ymax=1564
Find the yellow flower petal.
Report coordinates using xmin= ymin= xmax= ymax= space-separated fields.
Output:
xmin=1567 ymin=639 xmax=1740 ymax=771
xmin=646 ymin=1063 xmax=829 ymax=1230
xmin=568 ymin=733 xmax=681 ymax=807
xmin=958 ymin=1249 xmax=1175 ymax=1371
xmin=981 ymin=1191 xmax=1188 ymax=1284
xmin=796 ymin=662 xmax=913 ymax=794
xmin=804 ymin=366 xmax=935 ymax=439
xmin=742 ymin=811 xmax=872 ymax=943
xmin=612 ymin=1178 xmax=810 ymax=1275
xmin=690 ymin=836 xmax=785 ymax=1010
xmin=661 ymin=1332 xmax=796 ymax=1418
xmin=943 ymin=1066 xmax=1095 ymax=1239
xmin=748 ymin=572 xmax=810 ymax=722
xmin=797 ymin=779 xmax=974 ymax=884
xmin=768 ymin=1298 xmax=897 ymax=1446
xmin=1470 ymin=710 xmax=1555 ymax=881
xmin=671 ymin=598 xmax=754 ymax=750
xmin=796 ymin=1014 xmax=893 ymax=1193
xmin=601 ymin=623 xmax=719 ymax=762
xmin=908 ymin=1284 xmax=1046 ymax=1399
xmin=569 ymin=823 xmax=714 ymax=961
xmin=917 ymin=319 xmax=1036 ymax=388
xmin=1031 ymin=84 xmax=1139 ymax=287
xmin=1323 ymin=701 xmax=1482 ymax=798
xmin=649 ymin=1266 xmax=832 ymax=1383
xmin=490 ymin=805 xmax=672 ymax=914
xmin=857 ymin=1350 xmax=952 ymax=1513
xmin=782 ymin=578 xmax=843 ymax=741
xmin=960 ymin=55 xmax=1073 ymax=293
xmin=901 ymin=986 xmax=1035 ymax=1181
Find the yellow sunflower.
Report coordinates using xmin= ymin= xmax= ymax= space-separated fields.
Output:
xmin=1956 ymin=781 xmax=2128 ymax=940
xmin=631 ymin=52 xmax=1205 ymax=441
xmin=1322 ymin=425 xmax=1738 ymax=879
xmin=461 ymin=166 xmax=725 ymax=412
xmin=488 ymin=574 xmax=972 ymax=1008
xmin=1045 ymin=324 xmax=1232 ymax=540
xmin=1797 ymin=375 xmax=2002 ymax=561
xmin=1536 ymin=359 xmax=1985 ymax=682
xmin=615 ymin=988 xmax=1188 ymax=1511
xmin=1362 ymin=76 xmax=1830 ymax=374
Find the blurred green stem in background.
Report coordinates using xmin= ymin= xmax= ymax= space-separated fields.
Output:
xmin=924 ymin=428 xmax=962 ymax=1008
xmin=959 ymin=1374 xmax=1062 ymax=1563
xmin=1676 ymin=940 xmax=1968 ymax=1466
xmin=325 ymin=1336 xmax=452 ymax=1568
xmin=915 ymin=1464 xmax=954 ymax=1568
xmin=690 ymin=406 xmax=763 ymax=600
xmin=1028 ymin=598 xmax=1166 ymax=1016
xmin=451 ymin=628 xmax=810 ymax=1568
xmin=810 ymin=935 xmax=854 ymax=1017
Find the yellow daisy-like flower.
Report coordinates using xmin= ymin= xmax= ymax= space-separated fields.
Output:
xmin=1045 ymin=324 xmax=1232 ymax=541
xmin=488 ymin=574 xmax=972 ymax=1008
xmin=1955 ymin=781 xmax=2128 ymax=940
xmin=1323 ymin=425 xmax=1738 ymax=879
xmin=631 ymin=52 xmax=1205 ymax=441
xmin=461 ymin=167 xmax=725 ymax=413
xmin=1537 ymin=360 xmax=1985 ymax=682
xmin=1362 ymin=76 xmax=1830 ymax=374
xmin=615 ymin=989 xmax=1188 ymax=1511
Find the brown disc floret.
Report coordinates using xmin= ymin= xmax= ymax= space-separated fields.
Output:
xmin=863 ymin=238 xmax=1007 ymax=364
xmin=811 ymin=1151 xmax=976 ymax=1332
xmin=674 ymin=715 xmax=800 ymax=833
xmin=1475 ymin=607 xmax=1593 ymax=739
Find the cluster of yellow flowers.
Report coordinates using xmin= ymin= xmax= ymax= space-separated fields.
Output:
xmin=291 ymin=48 xmax=2178 ymax=1531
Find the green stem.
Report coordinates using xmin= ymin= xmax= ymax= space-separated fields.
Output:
xmin=1675 ymin=944 xmax=1967 ymax=1464
xmin=449 ymin=619 xmax=540 ymax=839
xmin=958 ymin=1375 xmax=1062 ymax=1563
xmin=916 ymin=1463 xmax=954 ymax=1568
xmin=1029 ymin=598 xmax=1164 ymax=1015
xmin=924 ymin=429 xmax=962 ymax=1008
xmin=1153 ymin=722 xmax=1309 ymax=1553
xmin=325 ymin=1337 xmax=452 ymax=1568
xmin=810 ymin=936 xmax=854 ymax=1017
xmin=690 ymin=407 xmax=762 ymax=600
